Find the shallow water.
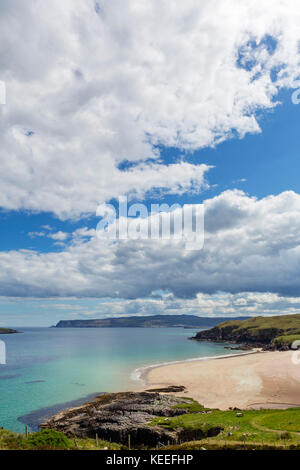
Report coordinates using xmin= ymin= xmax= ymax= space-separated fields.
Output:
xmin=0 ymin=327 xmax=243 ymax=432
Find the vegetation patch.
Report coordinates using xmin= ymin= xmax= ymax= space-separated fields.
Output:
xmin=255 ymin=409 xmax=300 ymax=433
xmin=0 ymin=428 xmax=122 ymax=451
xmin=273 ymin=335 xmax=300 ymax=348
xmin=152 ymin=406 xmax=300 ymax=446
xmin=173 ymin=398 xmax=206 ymax=413
xmin=193 ymin=314 xmax=300 ymax=349
xmin=25 ymin=429 xmax=70 ymax=449
xmin=3 ymin=398 xmax=300 ymax=450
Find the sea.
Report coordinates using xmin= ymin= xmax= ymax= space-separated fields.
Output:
xmin=0 ymin=327 xmax=244 ymax=432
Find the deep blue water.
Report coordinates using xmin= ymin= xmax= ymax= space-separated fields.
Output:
xmin=0 ymin=327 xmax=242 ymax=432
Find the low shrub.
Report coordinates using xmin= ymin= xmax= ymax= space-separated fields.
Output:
xmin=24 ymin=429 xmax=70 ymax=450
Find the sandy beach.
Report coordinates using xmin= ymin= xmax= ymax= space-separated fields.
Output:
xmin=141 ymin=350 xmax=300 ymax=410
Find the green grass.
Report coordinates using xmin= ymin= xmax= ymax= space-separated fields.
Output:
xmin=196 ymin=314 xmax=300 ymax=347
xmin=273 ymin=335 xmax=300 ymax=347
xmin=0 ymin=429 xmax=23 ymax=450
xmin=219 ymin=314 xmax=300 ymax=332
xmin=152 ymin=407 xmax=300 ymax=445
xmin=255 ymin=409 xmax=300 ymax=433
xmin=25 ymin=429 xmax=70 ymax=449
xmin=164 ymin=440 xmax=299 ymax=450
xmin=0 ymin=428 xmax=123 ymax=451
xmin=173 ymin=398 xmax=206 ymax=413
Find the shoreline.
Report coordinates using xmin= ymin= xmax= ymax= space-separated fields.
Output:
xmin=18 ymin=392 xmax=103 ymax=431
xmin=138 ymin=350 xmax=300 ymax=410
xmin=15 ymin=349 xmax=300 ymax=432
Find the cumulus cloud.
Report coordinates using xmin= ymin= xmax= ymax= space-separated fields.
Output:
xmin=28 ymin=230 xmax=69 ymax=241
xmin=1 ymin=190 xmax=300 ymax=300
xmin=1 ymin=0 xmax=300 ymax=217
xmin=5 ymin=291 xmax=300 ymax=321
xmin=82 ymin=292 xmax=300 ymax=318
xmin=48 ymin=231 xmax=69 ymax=241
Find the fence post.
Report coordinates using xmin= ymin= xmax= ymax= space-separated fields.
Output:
xmin=128 ymin=434 xmax=131 ymax=450
xmin=96 ymin=433 xmax=99 ymax=447
xmin=25 ymin=425 xmax=28 ymax=439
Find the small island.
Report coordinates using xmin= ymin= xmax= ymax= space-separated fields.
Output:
xmin=0 ymin=328 xmax=18 ymax=334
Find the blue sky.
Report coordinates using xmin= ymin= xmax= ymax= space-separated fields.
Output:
xmin=2 ymin=1 xmax=300 ymax=326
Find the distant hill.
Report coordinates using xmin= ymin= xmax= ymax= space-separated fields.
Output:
xmin=192 ymin=314 xmax=300 ymax=350
xmin=55 ymin=315 xmax=250 ymax=329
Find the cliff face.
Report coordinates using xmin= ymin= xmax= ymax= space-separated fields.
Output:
xmin=191 ymin=314 xmax=300 ymax=350
xmin=41 ymin=391 xmax=221 ymax=447
xmin=193 ymin=325 xmax=283 ymax=347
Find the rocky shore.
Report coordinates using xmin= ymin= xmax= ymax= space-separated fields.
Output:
xmin=190 ymin=333 xmax=273 ymax=351
xmin=41 ymin=390 xmax=221 ymax=447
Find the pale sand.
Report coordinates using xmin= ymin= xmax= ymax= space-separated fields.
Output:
xmin=141 ymin=351 xmax=300 ymax=410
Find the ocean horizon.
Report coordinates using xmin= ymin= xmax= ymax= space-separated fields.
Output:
xmin=0 ymin=327 xmax=244 ymax=432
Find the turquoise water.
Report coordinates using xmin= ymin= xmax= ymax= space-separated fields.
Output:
xmin=0 ymin=327 xmax=242 ymax=432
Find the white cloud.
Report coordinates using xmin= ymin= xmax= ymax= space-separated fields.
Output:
xmin=48 ymin=231 xmax=69 ymax=241
xmin=2 ymin=190 xmax=300 ymax=300
xmin=8 ymin=291 xmax=300 ymax=320
xmin=28 ymin=230 xmax=69 ymax=241
xmin=28 ymin=232 xmax=46 ymax=239
xmin=1 ymin=0 xmax=300 ymax=217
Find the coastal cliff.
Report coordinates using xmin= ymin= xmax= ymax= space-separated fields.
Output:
xmin=191 ymin=314 xmax=300 ymax=350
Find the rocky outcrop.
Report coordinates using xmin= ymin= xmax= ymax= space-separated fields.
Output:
xmin=41 ymin=391 xmax=221 ymax=447
xmin=145 ymin=386 xmax=186 ymax=393
xmin=191 ymin=325 xmax=282 ymax=349
xmin=0 ymin=328 xmax=18 ymax=334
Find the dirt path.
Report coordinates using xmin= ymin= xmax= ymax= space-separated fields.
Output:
xmin=250 ymin=417 xmax=300 ymax=436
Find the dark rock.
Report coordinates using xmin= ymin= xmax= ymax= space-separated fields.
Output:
xmin=190 ymin=325 xmax=281 ymax=351
xmin=145 ymin=386 xmax=186 ymax=393
xmin=41 ymin=391 xmax=221 ymax=447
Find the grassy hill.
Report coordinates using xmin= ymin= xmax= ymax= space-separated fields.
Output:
xmin=192 ymin=314 xmax=300 ymax=350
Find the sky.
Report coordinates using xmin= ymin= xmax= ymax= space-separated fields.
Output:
xmin=1 ymin=0 xmax=300 ymax=326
